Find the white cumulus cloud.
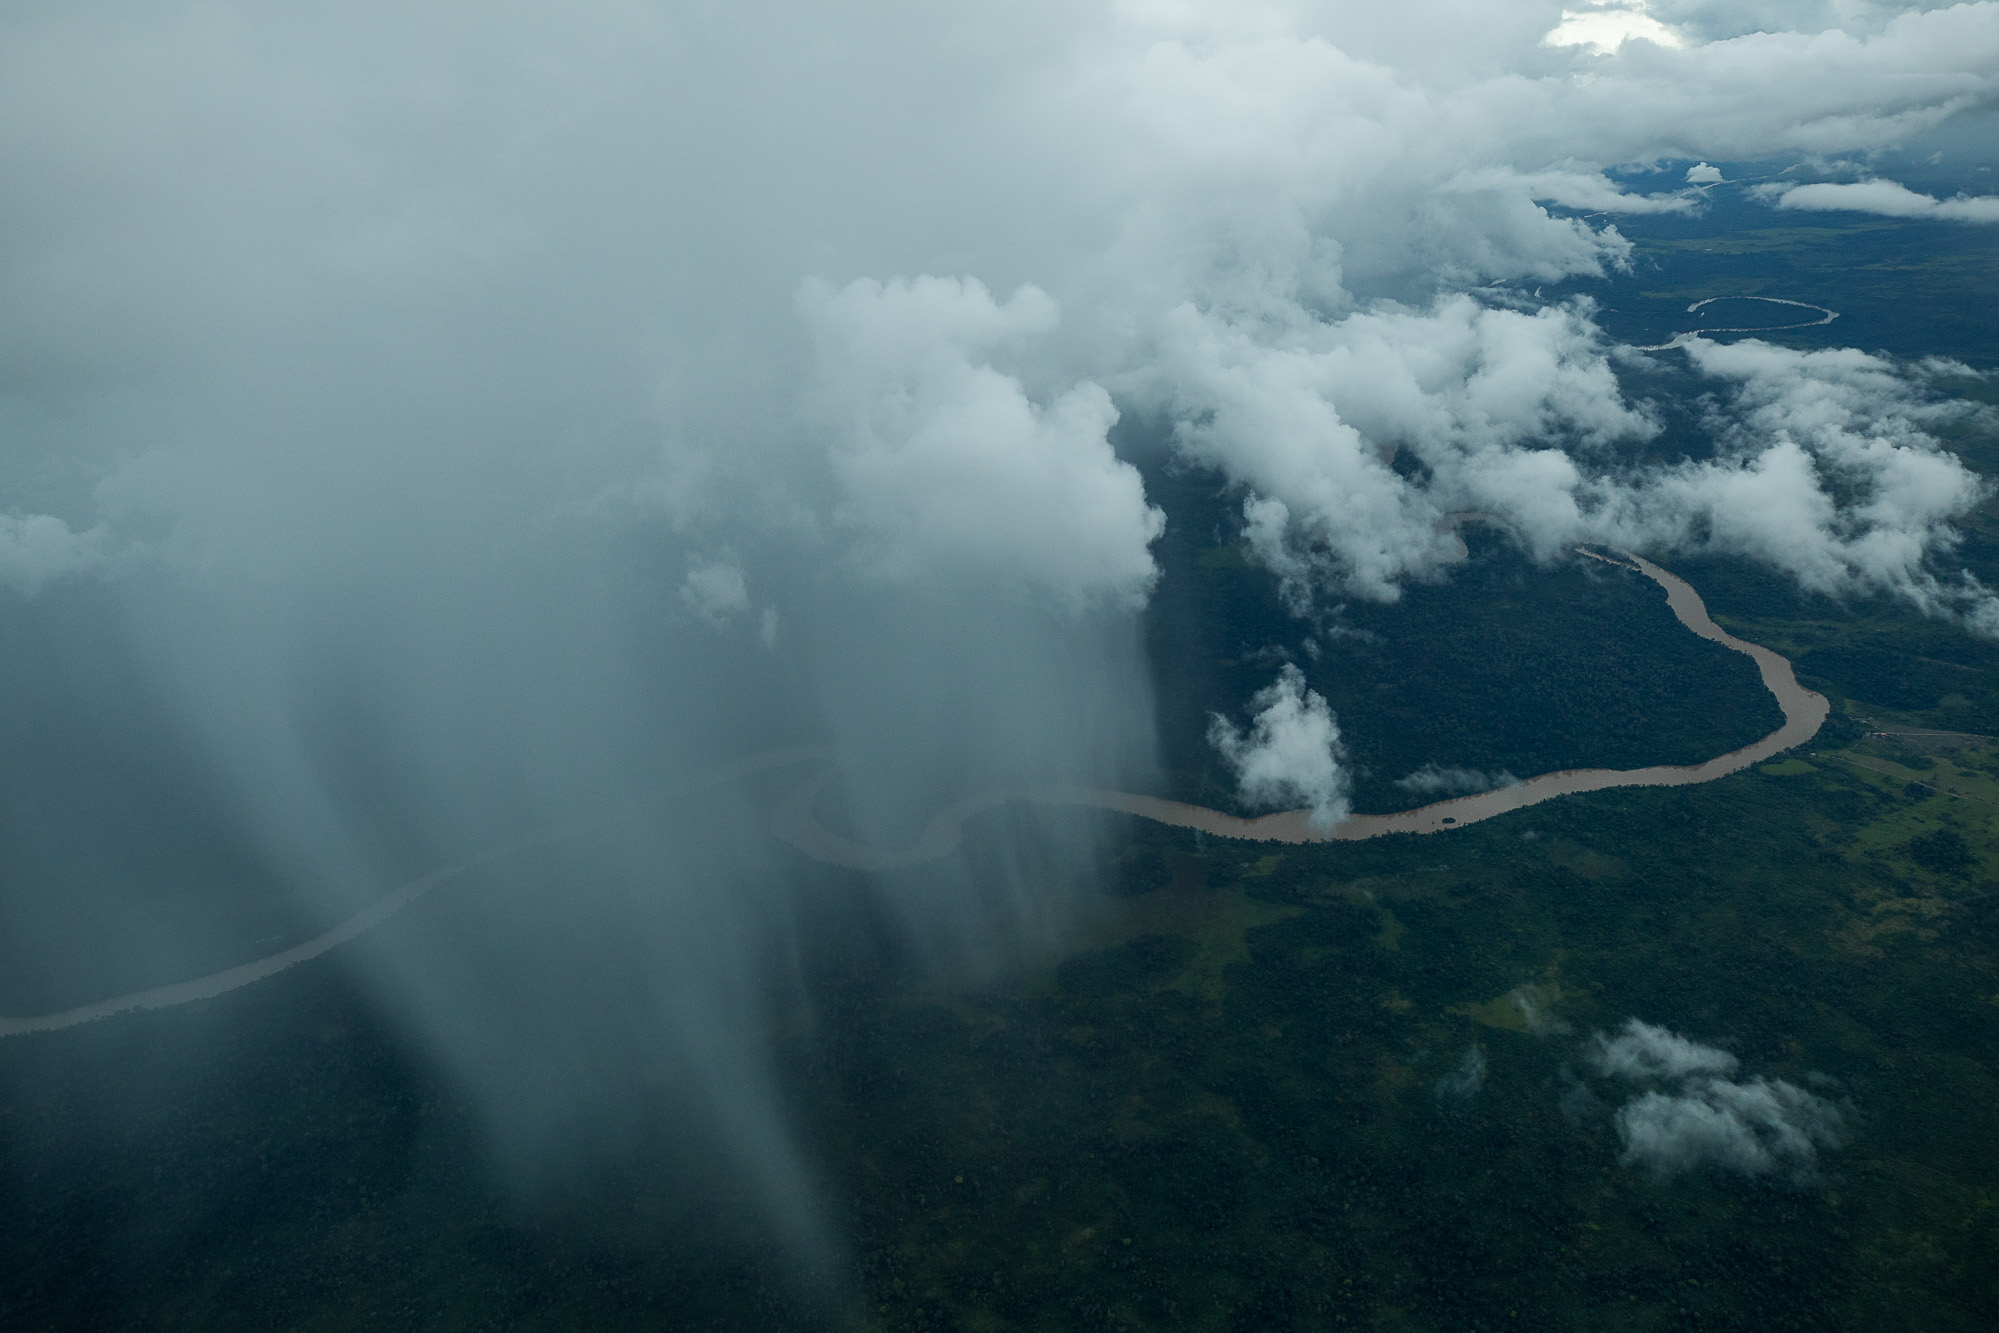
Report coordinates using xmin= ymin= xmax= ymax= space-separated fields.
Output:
xmin=1544 ymin=3 xmax=1686 ymax=56
xmin=1587 ymin=1019 xmax=1848 ymax=1183
xmin=1615 ymin=339 xmax=1998 ymax=621
xmin=1208 ymin=663 xmax=1350 ymax=829
xmin=1158 ymin=296 xmax=1653 ymax=604
xmin=1616 ymin=1078 xmax=1847 ymax=1181
xmin=1767 ymin=178 xmax=1999 ymax=223
xmin=1589 ymin=1018 xmax=1742 ymax=1081
xmin=801 ymin=276 xmax=1164 ymax=612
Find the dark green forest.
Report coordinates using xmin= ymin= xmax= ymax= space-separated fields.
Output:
xmin=5 ymin=183 xmax=1999 ymax=1331
xmin=8 ymin=726 xmax=1999 ymax=1330
xmin=1138 ymin=464 xmax=1786 ymax=817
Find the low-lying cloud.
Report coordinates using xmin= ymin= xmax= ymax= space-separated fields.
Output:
xmin=1590 ymin=1017 xmax=1745 ymax=1082
xmin=1395 ymin=763 xmax=1520 ymax=797
xmin=1435 ymin=1044 xmax=1489 ymax=1102
xmin=1209 ymin=664 xmax=1350 ymax=830
xmin=1587 ymin=1020 xmax=1848 ymax=1183
xmin=801 ymin=276 xmax=1163 ymax=611
xmin=1166 ymin=294 xmax=1999 ymax=630
xmin=1511 ymin=986 xmax=1572 ymax=1036
xmin=1766 ymin=178 xmax=1999 ymax=223
xmin=1616 ymin=1079 xmax=1848 ymax=1181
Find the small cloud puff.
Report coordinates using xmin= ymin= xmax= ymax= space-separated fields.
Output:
xmin=681 ymin=557 xmax=752 ymax=627
xmin=1616 ymin=1079 xmax=1846 ymax=1182
xmin=1685 ymin=162 xmax=1723 ymax=184
xmin=1435 ymin=1044 xmax=1487 ymax=1103
xmin=1394 ymin=763 xmax=1518 ymax=797
xmin=1588 ymin=1018 xmax=1740 ymax=1082
xmin=1511 ymin=987 xmax=1570 ymax=1036
xmin=681 ymin=556 xmax=780 ymax=648
xmin=1208 ymin=663 xmax=1349 ymax=830
xmin=1587 ymin=1019 xmax=1847 ymax=1184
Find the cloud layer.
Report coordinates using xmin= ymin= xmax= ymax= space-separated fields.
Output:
xmin=6 ymin=2 xmax=1997 ymax=622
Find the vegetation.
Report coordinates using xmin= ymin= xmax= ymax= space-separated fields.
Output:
xmin=6 ymin=180 xmax=1999 ymax=1332
xmin=10 ymin=722 xmax=1999 ymax=1330
xmin=1137 ymin=459 xmax=1786 ymax=818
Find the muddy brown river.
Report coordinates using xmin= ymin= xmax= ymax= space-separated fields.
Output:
xmin=772 ymin=550 xmax=1827 ymax=866
xmin=1 ymin=552 xmax=1826 ymax=1037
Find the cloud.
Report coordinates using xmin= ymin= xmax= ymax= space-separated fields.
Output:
xmin=1395 ymin=763 xmax=1519 ymax=796
xmin=1589 ymin=1018 xmax=1741 ymax=1081
xmin=1445 ymin=168 xmax=1698 ymax=215
xmin=1623 ymin=339 xmax=1999 ymax=622
xmin=1766 ymin=178 xmax=1999 ymax=223
xmin=7 ymin=3 xmax=1997 ymax=625
xmin=1544 ymin=4 xmax=1686 ymax=56
xmin=1165 ymin=301 xmax=1999 ymax=629
xmin=1209 ymin=663 xmax=1349 ymax=829
xmin=677 ymin=556 xmax=782 ymax=648
xmin=681 ymin=557 xmax=753 ymax=627
xmin=1435 ymin=1044 xmax=1488 ymax=1102
xmin=1082 ymin=1 xmax=1999 ymax=624
xmin=1616 ymin=1078 xmax=1847 ymax=1181
xmin=1587 ymin=1019 xmax=1848 ymax=1183
xmin=801 ymin=276 xmax=1164 ymax=612
xmin=1685 ymin=161 xmax=1723 ymax=184
xmin=1159 ymin=296 xmax=1653 ymax=604
xmin=1511 ymin=987 xmax=1571 ymax=1036
xmin=0 ymin=513 xmax=117 ymax=595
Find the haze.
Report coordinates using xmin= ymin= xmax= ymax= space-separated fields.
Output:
xmin=2 ymin=0 xmax=1995 ymax=1273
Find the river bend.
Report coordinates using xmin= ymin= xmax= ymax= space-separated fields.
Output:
xmin=1 ymin=553 xmax=1826 ymax=1036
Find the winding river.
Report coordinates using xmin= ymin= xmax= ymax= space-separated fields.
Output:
xmin=1631 ymin=295 xmax=1840 ymax=351
xmin=775 ymin=550 xmax=1827 ymax=864
xmin=0 ymin=551 xmax=1826 ymax=1039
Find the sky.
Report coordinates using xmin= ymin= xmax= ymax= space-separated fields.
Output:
xmin=2 ymin=0 xmax=1997 ymax=1270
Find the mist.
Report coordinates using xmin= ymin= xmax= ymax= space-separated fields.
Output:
xmin=3 ymin=0 xmax=1997 ymax=1279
